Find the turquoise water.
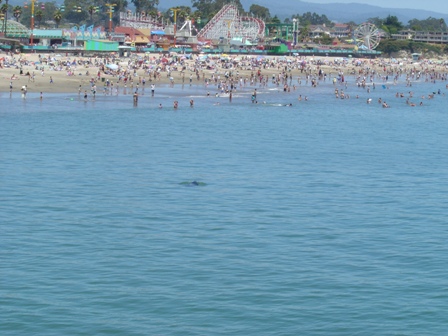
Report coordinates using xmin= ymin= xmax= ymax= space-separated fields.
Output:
xmin=2 ymin=80 xmax=448 ymax=335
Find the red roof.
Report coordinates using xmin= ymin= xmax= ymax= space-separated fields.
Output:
xmin=114 ymin=26 xmax=141 ymax=38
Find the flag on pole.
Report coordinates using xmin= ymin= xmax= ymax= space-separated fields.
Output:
xmin=87 ymin=25 xmax=94 ymax=39
xmin=79 ymin=24 xmax=86 ymax=39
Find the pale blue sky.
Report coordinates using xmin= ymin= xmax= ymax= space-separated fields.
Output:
xmin=307 ymin=0 xmax=448 ymax=14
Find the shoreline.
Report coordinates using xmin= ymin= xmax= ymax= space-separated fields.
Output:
xmin=1 ymin=52 xmax=448 ymax=96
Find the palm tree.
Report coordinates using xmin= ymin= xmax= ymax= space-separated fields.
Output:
xmin=0 ymin=4 xmax=8 ymax=16
xmin=87 ymin=5 xmax=98 ymax=25
xmin=53 ymin=10 xmax=63 ymax=28
xmin=35 ymin=9 xmax=43 ymax=27
xmin=147 ymin=9 xmax=157 ymax=20
xmin=13 ymin=6 xmax=22 ymax=22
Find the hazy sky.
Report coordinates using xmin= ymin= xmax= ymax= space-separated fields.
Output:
xmin=307 ymin=0 xmax=448 ymax=14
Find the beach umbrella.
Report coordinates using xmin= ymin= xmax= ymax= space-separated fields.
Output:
xmin=106 ymin=64 xmax=118 ymax=70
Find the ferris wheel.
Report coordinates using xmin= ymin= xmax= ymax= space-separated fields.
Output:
xmin=353 ymin=22 xmax=381 ymax=50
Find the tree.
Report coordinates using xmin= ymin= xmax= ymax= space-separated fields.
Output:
xmin=53 ymin=9 xmax=63 ymax=28
xmin=191 ymin=10 xmax=203 ymax=29
xmin=147 ymin=9 xmax=158 ymax=20
xmin=378 ymin=39 xmax=400 ymax=56
xmin=299 ymin=25 xmax=310 ymax=43
xmin=191 ymin=0 xmax=214 ymax=19
xmin=0 ymin=4 xmax=8 ymax=15
xmin=316 ymin=33 xmax=333 ymax=45
xmin=191 ymin=0 xmax=243 ymax=20
xmin=13 ymin=6 xmax=22 ymax=22
xmin=35 ymin=9 xmax=44 ymax=27
xmin=269 ymin=15 xmax=281 ymax=24
xmin=249 ymin=4 xmax=270 ymax=20
xmin=367 ymin=17 xmax=384 ymax=28
xmin=296 ymin=11 xmax=332 ymax=26
xmin=408 ymin=17 xmax=447 ymax=31
xmin=383 ymin=15 xmax=403 ymax=35
xmin=176 ymin=6 xmax=192 ymax=24
xmin=63 ymin=0 xmax=89 ymax=25
xmin=131 ymin=0 xmax=155 ymax=14
xmin=1 ymin=2 xmax=9 ymax=28
xmin=87 ymin=5 xmax=98 ymax=25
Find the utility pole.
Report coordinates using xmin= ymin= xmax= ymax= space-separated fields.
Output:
xmin=105 ymin=3 xmax=117 ymax=32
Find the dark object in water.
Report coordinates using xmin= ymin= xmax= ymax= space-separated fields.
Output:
xmin=180 ymin=181 xmax=207 ymax=187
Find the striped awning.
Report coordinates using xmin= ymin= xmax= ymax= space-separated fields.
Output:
xmin=32 ymin=29 xmax=63 ymax=39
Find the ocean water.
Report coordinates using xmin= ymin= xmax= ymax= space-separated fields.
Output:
xmin=2 ymin=79 xmax=448 ymax=335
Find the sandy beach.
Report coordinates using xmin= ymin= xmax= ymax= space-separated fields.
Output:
xmin=1 ymin=51 xmax=447 ymax=96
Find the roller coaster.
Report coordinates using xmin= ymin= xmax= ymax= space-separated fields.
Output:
xmin=197 ymin=4 xmax=265 ymax=41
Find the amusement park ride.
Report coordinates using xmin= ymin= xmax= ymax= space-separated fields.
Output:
xmin=118 ymin=4 xmax=381 ymax=54
xmin=119 ymin=4 xmax=265 ymax=50
xmin=353 ymin=22 xmax=381 ymax=50
xmin=197 ymin=4 xmax=265 ymax=41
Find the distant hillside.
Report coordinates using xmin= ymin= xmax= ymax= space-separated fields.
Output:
xmin=7 ymin=0 xmax=448 ymax=25
xmin=156 ymin=0 xmax=448 ymax=24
